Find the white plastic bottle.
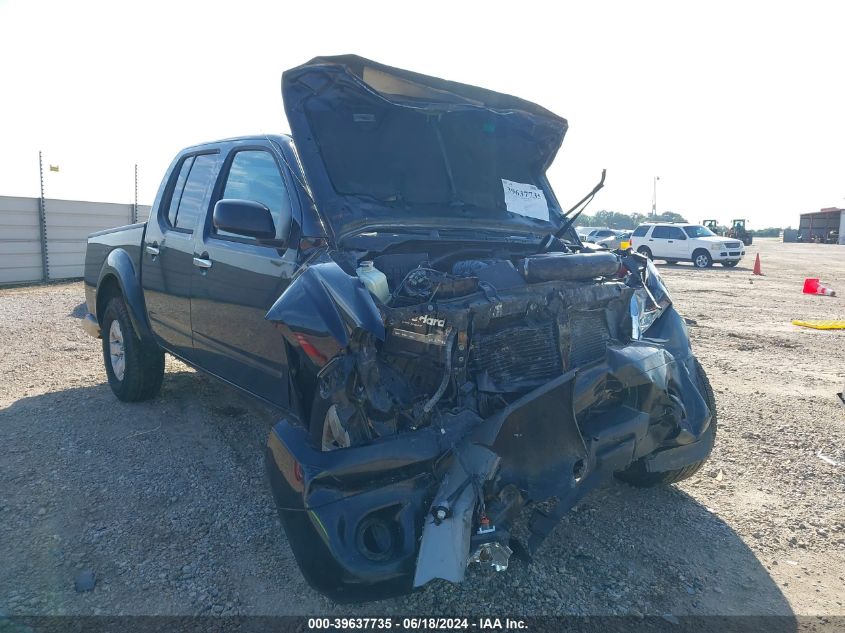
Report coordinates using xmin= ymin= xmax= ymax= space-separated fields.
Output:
xmin=356 ymin=261 xmax=390 ymax=303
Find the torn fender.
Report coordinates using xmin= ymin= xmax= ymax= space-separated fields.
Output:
xmin=265 ymin=260 xmax=385 ymax=363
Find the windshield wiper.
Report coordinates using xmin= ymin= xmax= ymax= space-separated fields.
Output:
xmin=538 ymin=168 xmax=606 ymax=252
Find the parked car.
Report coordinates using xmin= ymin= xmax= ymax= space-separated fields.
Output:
xmin=575 ymin=226 xmax=601 ymax=238
xmin=595 ymin=230 xmax=632 ymax=250
xmin=630 ymin=222 xmax=746 ymax=268
xmin=584 ymin=228 xmax=618 ymax=243
xmin=81 ymin=55 xmax=717 ymax=602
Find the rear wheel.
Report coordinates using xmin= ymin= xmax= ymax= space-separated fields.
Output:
xmin=637 ymin=246 xmax=652 ymax=260
xmin=101 ymin=296 xmax=164 ymax=402
xmin=616 ymin=359 xmax=717 ymax=487
xmin=692 ymin=249 xmax=712 ymax=268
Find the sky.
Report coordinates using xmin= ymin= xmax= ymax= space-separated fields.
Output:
xmin=1 ymin=0 xmax=843 ymax=229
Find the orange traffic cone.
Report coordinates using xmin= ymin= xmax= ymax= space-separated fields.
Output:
xmin=803 ymin=278 xmax=836 ymax=296
xmin=752 ymin=254 xmax=763 ymax=276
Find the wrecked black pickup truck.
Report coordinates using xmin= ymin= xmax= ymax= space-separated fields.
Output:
xmin=82 ymin=55 xmax=716 ymax=602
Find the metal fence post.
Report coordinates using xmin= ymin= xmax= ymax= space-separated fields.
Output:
xmin=37 ymin=151 xmax=49 ymax=282
xmin=133 ymin=163 xmax=138 ymax=224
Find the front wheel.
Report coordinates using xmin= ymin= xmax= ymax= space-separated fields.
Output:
xmin=692 ymin=250 xmax=712 ymax=268
xmin=101 ymin=296 xmax=164 ymax=402
xmin=309 ymin=393 xmax=353 ymax=451
xmin=616 ymin=359 xmax=717 ymax=487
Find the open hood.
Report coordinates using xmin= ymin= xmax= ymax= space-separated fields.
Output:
xmin=282 ymin=55 xmax=569 ymax=241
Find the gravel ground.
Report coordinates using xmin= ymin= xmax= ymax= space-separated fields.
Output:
xmin=1 ymin=238 xmax=843 ymax=617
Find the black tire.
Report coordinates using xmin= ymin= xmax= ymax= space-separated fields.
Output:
xmin=692 ymin=249 xmax=712 ymax=268
xmin=101 ymin=296 xmax=164 ymax=402
xmin=743 ymin=236 xmax=753 ymax=246
xmin=637 ymin=246 xmax=652 ymax=260
xmin=721 ymin=260 xmax=739 ymax=267
xmin=616 ymin=359 xmax=717 ymax=487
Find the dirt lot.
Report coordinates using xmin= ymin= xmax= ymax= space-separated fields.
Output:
xmin=1 ymin=238 xmax=843 ymax=618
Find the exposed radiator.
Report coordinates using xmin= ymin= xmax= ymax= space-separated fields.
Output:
xmin=568 ymin=310 xmax=610 ymax=367
xmin=472 ymin=321 xmax=560 ymax=387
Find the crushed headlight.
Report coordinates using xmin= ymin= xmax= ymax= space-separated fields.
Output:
xmin=644 ymin=259 xmax=671 ymax=306
xmin=630 ymin=259 xmax=672 ymax=340
xmin=630 ymin=292 xmax=659 ymax=339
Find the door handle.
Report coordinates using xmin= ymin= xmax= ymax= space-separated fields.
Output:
xmin=193 ymin=257 xmax=212 ymax=269
xmin=145 ymin=243 xmax=160 ymax=256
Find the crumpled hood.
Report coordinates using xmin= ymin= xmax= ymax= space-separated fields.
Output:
xmin=282 ymin=55 xmax=569 ymax=240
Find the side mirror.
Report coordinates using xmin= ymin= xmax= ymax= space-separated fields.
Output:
xmin=213 ymin=199 xmax=276 ymax=240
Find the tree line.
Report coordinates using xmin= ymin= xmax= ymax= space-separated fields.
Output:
xmin=574 ymin=210 xmax=783 ymax=236
xmin=573 ymin=210 xmax=687 ymax=228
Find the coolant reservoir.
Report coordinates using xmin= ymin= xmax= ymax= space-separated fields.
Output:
xmin=356 ymin=261 xmax=390 ymax=303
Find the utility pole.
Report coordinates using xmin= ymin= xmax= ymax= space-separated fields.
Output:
xmin=652 ymin=176 xmax=660 ymax=217
xmin=37 ymin=151 xmax=49 ymax=282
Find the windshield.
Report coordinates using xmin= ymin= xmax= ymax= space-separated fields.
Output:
xmin=684 ymin=225 xmax=716 ymax=238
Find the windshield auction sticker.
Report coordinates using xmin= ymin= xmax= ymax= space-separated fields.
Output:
xmin=501 ymin=179 xmax=549 ymax=220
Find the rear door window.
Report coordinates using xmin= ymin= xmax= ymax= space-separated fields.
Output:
xmin=652 ymin=226 xmax=671 ymax=239
xmin=166 ymin=157 xmax=194 ymax=227
xmin=174 ymin=154 xmax=218 ymax=231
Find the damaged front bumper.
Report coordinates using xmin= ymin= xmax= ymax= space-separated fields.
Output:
xmin=264 ymin=307 xmax=714 ymax=602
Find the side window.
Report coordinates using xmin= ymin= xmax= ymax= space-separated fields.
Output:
xmin=652 ymin=226 xmax=671 ymax=239
xmin=166 ymin=157 xmax=194 ymax=226
xmin=632 ymin=225 xmax=649 ymax=237
xmin=216 ymin=150 xmax=290 ymax=240
xmin=668 ymin=227 xmax=687 ymax=240
xmin=174 ymin=154 xmax=217 ymax=231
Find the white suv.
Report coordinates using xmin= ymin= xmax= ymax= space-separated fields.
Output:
xmin=630 ymin=223 xmax=746 ymax=268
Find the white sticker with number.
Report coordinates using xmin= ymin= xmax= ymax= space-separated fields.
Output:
xmin=501 ymin=179 xmax=549 ymax=220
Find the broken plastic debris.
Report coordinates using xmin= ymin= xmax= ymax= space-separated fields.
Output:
xmin=715 ymin=469 xmax=725 ymax=481
xmin=816 ymin=452 xmax=840 ymax=467
xmin=468 ymin=541 xmax=513 ymax=572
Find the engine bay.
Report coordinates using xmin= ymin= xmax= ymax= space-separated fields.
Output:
xmin=314 ymin=245 xmax=636 ymax=449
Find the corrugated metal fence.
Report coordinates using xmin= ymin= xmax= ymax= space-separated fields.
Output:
xmin=0 ymin=196 xmax=151 ymax=285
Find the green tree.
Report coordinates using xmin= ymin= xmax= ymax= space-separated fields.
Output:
xmin=572 ymin=213 xmax=595 ymax=227
xmin=655 ymin=211 xmax=687 ymax=223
